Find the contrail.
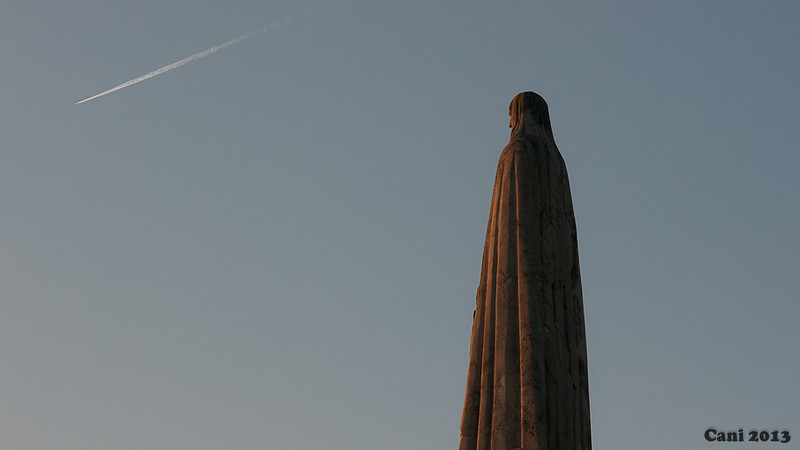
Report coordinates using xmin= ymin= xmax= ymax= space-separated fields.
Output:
xmin=76 ymin=8 xmax=314 ymax=104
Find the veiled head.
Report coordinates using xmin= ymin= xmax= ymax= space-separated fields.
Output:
xmin=509 ymin=91 xmax=553 ymax=139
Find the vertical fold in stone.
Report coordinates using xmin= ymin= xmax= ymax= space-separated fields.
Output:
xmin=459 ymin=92 xmax=591 ymax=450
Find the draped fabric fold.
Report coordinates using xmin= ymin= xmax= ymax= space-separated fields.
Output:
xmin=459 ymin=92 xmax=591 ymax=450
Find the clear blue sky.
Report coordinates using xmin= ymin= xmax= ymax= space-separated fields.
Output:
xmin=1 ymin=1 xmax=798 ymax=449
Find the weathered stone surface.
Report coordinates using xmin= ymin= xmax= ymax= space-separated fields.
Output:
xmin=458 ymin=92 xmax=591 ymax=450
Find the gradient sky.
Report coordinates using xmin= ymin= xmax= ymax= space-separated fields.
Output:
xmin=2 ymin=1 xmax=798 ymax=449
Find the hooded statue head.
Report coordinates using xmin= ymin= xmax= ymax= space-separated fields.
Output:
xmin=509 ymin=91 xmax=554 ymax=140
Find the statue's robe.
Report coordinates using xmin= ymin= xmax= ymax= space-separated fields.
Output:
xmin=459 ymin=93 xmax=591 ymax=450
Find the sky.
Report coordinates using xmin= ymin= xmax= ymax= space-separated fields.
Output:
xmin=1 ymin=1 xmax=799 ymax=449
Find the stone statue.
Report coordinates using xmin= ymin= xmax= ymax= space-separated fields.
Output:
xmin=458 ymin=92 xmax=591 ymax=450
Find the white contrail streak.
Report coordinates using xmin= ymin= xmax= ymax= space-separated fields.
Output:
xmin=76 ymin=9 xmax=313 ymax=104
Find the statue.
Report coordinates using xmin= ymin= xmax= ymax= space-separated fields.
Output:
xmin=458 ymin=92 xmax=591 ymax=450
